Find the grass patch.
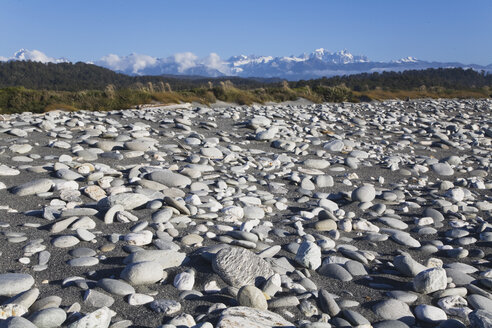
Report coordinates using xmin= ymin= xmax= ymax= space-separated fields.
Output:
xmin=0 ymin=84 xmax=489 ymax=114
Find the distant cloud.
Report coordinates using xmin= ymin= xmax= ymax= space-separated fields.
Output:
xmin=203 ymin=53 xmax=231 ymax=75
xmin=98 ymin=53 xmax=158 ymax=74
xmin=172 ymin=52 xmax=198 ymax=73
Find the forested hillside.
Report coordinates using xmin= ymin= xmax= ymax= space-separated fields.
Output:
xmin=0 ymin=60 xmax=490 ymax=114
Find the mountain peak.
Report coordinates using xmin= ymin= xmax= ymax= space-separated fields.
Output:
xmin=8 ymin=48 xmax=68 ymax=64
xmin=2 ymin=48 xmax=491 ymax=80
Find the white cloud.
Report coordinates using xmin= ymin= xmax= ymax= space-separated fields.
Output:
xmin=96 ymin=51 xmax=232 ymax=75
xmin=202 ymin=53 xmax=231 ymax=75
xmin=97 ymin=53 xmax=158 ymax=74
xmin=172 ymin=52 xmax=198 ymax=73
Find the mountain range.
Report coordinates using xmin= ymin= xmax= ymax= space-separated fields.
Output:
xmin=2 ymin=48 xmax=491 ymax=80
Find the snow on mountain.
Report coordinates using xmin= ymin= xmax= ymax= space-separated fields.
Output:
xmin=96 ymin=48 xmax=376 ymax=77
xmin=2 ymin=48 xmax=491 ymax=79
xmin=393 ymin=56 xmax=419 ymax=63
xmin=0 ymin=49 xmax=68 ymax=63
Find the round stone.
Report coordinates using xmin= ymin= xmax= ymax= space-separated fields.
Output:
xmin=120 ymin=261 xmax=164 ymax=285
xmin=432 ymin=163 xmax=454 ymax=176
xmin=352 ymin=185 xmax=376 ymax=202
xmin=51 ymin=235 xmax=80 ymax=248
xmin=67 ymin=257 xmax=99 ymax=267
xmin=0 ymin=273 xmax=35 ymax=296
xmin=372 ymin=299 xmax=415 ymax=325
xmin=414 ymin=304 xmax=447 ymax=323
xmin=97 ymin=278 xmax=135 ymax=296
xmin=237 ymin=285 xmax=268 ymax=310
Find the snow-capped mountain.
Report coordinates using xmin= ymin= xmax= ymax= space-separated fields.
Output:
xmin=1 ymin=49 xmax=69 ymax=64
xmin=2 ymin=48 xmax=491 ymax=80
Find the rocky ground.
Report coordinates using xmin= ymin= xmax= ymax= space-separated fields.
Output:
xmin=0 ymin=98 xmax=491 ymax=328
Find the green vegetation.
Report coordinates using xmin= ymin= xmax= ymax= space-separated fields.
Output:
xmin=0 ymin=61 xmax=490 ymax=114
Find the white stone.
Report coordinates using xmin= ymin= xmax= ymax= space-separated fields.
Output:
xmin=295 ymin=241 xmax=322 ymax=270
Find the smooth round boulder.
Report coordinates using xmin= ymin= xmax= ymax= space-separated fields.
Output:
xmin=0 ymin=273 xmax=35 ymax=296
xmin=120 ymin=261 xmax=164 ymax=285
xmin=237 ymin=285 xmax=268 ymax=310
xmin=29 ymin=307 xmax=67 ymax=328
xmin=352 ymin=185 xmax=376 ymax=202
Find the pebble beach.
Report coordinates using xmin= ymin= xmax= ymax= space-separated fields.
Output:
xmin=0 ymin=98 xmax=491 ymax=328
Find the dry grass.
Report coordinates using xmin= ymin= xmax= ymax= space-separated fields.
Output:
xmin=354 ymin=89 xmax=490 ymax=101
xmin=44 ymin=103 xmax=79 ymax=112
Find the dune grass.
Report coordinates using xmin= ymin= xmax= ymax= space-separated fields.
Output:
xmin=0 ymin=84 xmax=489 ymax=114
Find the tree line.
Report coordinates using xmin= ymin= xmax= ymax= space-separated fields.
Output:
xmin=1 ymin=60 xmax=491 ymax=93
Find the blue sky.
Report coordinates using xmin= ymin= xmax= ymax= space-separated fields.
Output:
xmin=1 ymin=0 xmax=491 ymax=64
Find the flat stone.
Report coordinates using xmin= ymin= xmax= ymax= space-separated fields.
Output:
xmin=12 ymin=179 xmax=53 ymax=196
xmin=243 ymin=206 xmax=265 ymax=220
xmin=314 ymin=219 xmax=337 ymax=231
xmin=315 ymin=175 xmax=334 ymax=188
xmin=51 ymin=235 xmax=79 ymax=248
xmin=67 ymin=257 xmax=99 ymax=267
xmin=0 ymin=273 xmax=35 ymax=296
xmin=414 ymin=304 xmax=447 ymax=323
xmin=124 ymin=140 xmax=155 ymax=151
xmin=318 ymin=263 xmax=353 ymax=281
xmin=216 ymin=306 xmax=295 ymax=328
xmin=28 ymin=307 xmax=67 ymax=328
xmin=84 ymin=289 xmax=115 ymax=308
xmin=97 ymin=278 xmax=135 ymax=296
xmin=120 ymin=261 xmax=164 ymax=285
xmin=468 ymin=294 xmax=492 ymax=311
xmin=387 ymin=230 xmax=421 ymax=248
xmin=58 ymin=208 xmax=96 ymax=218
xmin=324 ymin=140 xmax=344 ymax=152
xmin=127 ymin=293 xmax=154 ymax=306
xmin=386 ymin=290 xmax=418 ymax=304
xmin=304 ymin=159 xmax=330 ymax=169
xmin=0 ymin=165 xmax=20 ymax=176
xmin=201 ymin=147 xmax=223 ymax=159
xmin=147 ymin=170 xmax=191 ymax=188
xmin=342 ymin=309 xmax=371 ymax=326
xmin=67 ymin=306 xmax=113 ymax=328
xmin=445 ymin=268 xmax=475 ymax=286
xmin=372 ymin=299 xmax=415 ymax=325
xmin=212 ymin=247 xmax=274 ymax=287
xmin=432 ymin=163 xmax=455 ymax=176
xmin=97 ymin=193 xmax=149 ymax=211
xmin=123 ymin=250 xmax=186 ymax=269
